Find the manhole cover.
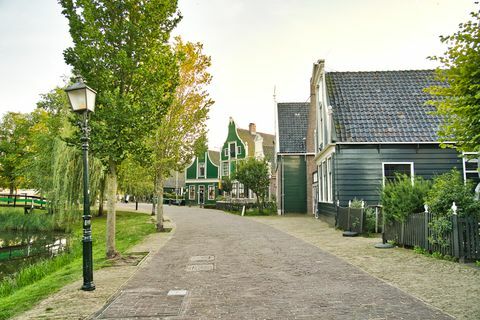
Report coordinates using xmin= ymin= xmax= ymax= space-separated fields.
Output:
xmin=190 ymin=255 xmax=215 ymax=262
xmin=186 ymin=264 xmax=215 ymax=272
xmin=97 ymin=291 xmax=184 ymax=318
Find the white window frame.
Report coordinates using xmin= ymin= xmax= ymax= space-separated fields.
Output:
xmin=198 ymin=185 xmax=205 ymax=204
xmin=229 ymin=141 xmax=237 ymax=158
xmin=198 ymin=162 xmax=205 ymax=178
xmin=222 ymin=161 xmax=229 ymax=177
xmin=382 ymin=162 xmax=414 ymax=186
xmin=237 ymin=145 xmax=242 ymax=155
xmin=188 ymin=185 xmax=195 ymax=200
xmin=208 ymin=185 xmax=215 ymax=200
xmin=327 ymin=157 xmax=332 ymax=202
xmin=232 ymin=182 xmax=238 ymax=198
xmin=224 ymin=148 xmax=228 ymax=157
xmin=462 ymin=152 xmax=479 ymax=182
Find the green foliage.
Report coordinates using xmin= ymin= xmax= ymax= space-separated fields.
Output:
xmin=220 ymin=176 xmax=233 ymax=194
xmin=425 ymin=169 xmax=480 ymax=218
xmin=0 ymin=112 xmax=32 ymax=192
xmin=234 ymin=158 xmax=270 ymax=212
xmin=414 ymin=245 xmax=428 ymax=254
xmin=118 ymin=156 xmax=153 ymax=198
xmin=428 ymin=215 xmax=453 ymax=248
xmin=0 ymin=208 xmax=65 ymax=232
xmin=426 ymin=5 xmax=480 ymax=153
xmin=476 ymin=260 xmax=480 ymax=267
xmin=381 ymin=174 xmax=432 ymax=222
xmin=364 ymin=207 xmax=377 ymax=234
xmin=349 ymin=198 xmax=364 ymax=209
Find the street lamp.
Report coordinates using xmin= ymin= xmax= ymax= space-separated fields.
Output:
xmin=65 ymin=79 xmax=96 ymax=291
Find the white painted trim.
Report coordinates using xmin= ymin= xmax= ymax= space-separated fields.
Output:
xmin=207 ymin=185 xmax=215 ymax=200
xmin=277 ymin=152 xmax=316 ymax=156
xmin=314 ymin=143 xmax=336 ymax=164
xmin=186 ymin=179 xmax=220 ymax=183
xmin=188 ymin=185 xmax=195 ymax=200
xmin=382 ymin=162 xmax=414 ymax=186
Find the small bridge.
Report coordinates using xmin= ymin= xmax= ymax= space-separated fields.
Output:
xmin=0 ymin=193 xmax=47 ymax=212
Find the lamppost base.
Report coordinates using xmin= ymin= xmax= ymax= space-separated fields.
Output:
xmin=81 ymin=282 xmax=96 ymax=291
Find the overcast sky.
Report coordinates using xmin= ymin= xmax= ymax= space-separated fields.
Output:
xmin=0 ymin=0 xmax=477 ymax=149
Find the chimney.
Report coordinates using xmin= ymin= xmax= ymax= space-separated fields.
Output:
xmin=249 ymin=123 xmax=256 ymax=135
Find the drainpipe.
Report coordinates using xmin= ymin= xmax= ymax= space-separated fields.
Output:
xmin=281 ymin=155 xmax=285 ymax=215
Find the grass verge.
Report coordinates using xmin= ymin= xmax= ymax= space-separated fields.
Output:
xmin=0 ymin=211 xmax=156 ymax=320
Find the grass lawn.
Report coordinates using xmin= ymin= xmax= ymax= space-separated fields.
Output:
xmin=0 ymin=211 xmax=156 ymax=320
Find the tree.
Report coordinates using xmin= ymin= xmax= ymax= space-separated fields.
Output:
xmin=234 ymin=158 xmax=270 ymax=212
xmin=426 ymin=6 xmax=480 ymax=153
xmin=220 ymin=176 xmax=233 ymax=197
xmin=149 ymin=37 xmax=213 ymax=231
xmin=0 ymin=112 xmax=32 ymax=194
xmin=60 ymin=0 xmax=181 ymax=257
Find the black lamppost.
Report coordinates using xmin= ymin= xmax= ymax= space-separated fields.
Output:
xmin=65 ymin=80 xmax=97 ymax=291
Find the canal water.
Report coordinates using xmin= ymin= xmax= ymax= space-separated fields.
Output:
xmin=0 ymin=231 xmax=70 ymax=281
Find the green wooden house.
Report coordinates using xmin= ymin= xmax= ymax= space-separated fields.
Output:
xmin=184 ymin=150 xmax=220 ymax=205
xmin=310 ymin=60 xmax=479 ymax=224
xmin=219 ymin=117 xmax=275 ymax=200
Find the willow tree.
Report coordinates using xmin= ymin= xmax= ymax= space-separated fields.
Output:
xmin=426 ymin=6 xmax=480 ymax=153
xmin=152 ymin=37 xmax=213 ymax=231
xmin=60 ymin=0 xmax=181 ymax=257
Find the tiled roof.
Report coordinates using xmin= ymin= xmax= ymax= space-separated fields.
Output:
xmin=325 ymin=70 xmax=444 ymax=143
xmin=208 ymin=150 xmax=220 ymax=166
xmin=237 ymin=128 xmax=275 ymax=158
xmin=277 ymin=102 xmax=309 ymax=153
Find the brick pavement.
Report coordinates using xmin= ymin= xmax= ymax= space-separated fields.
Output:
xmin=94 ymin=206 xmax=452 ymax=320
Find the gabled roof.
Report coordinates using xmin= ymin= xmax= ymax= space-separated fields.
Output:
xmin=237 ymin=128 xmax=275 ymax=160
xmin=207 ymin=150 xmax=220 ymax=166
xmin=277 ymin=102 xmax=309 ymax=153
xmin=325 ymin=70 xmax=444 ymax=143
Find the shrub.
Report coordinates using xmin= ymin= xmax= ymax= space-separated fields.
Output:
xmin=425 ymin=169 xmax=480 ymax=219
xmin=381 ymin=174 xmax=432 ymax=222
xmin=364 ymin=207 xmax=376 ymax=233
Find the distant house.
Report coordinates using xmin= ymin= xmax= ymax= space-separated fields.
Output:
xmin=185 ymin=150 xmax=220 ymax=205
xmin=163 ymin=171 xmax=185 ymax=195
xmin=219 ymin=117 xmax=276 ymax=200
xmin=275 ymin=102 xmax=314 ymax=214
xmin=309 ymin=60 xmax=479 ymax=224
xmin=184 ymin=117 xmax=276 ymax=206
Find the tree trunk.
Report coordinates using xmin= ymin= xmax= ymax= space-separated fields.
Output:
xmin=8 ymin=181 xmax=15 ymax=196
xmin=151 ymin=175 xmax=157 ymax=216
xmin=98 ymin=176 xmax=106 ymax=217
xmin=155 ymin=172 xmax=165 ymax=232
xmin=106 ymin=161 xmax=118 ymax=258
xmin=256 ymin=193 xmax=262 ymax=213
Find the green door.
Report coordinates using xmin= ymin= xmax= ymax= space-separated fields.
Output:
xmin=283 ymin=156 xmax=307 ymax=213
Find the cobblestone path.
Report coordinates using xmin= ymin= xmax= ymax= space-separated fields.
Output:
xmin=95 ymin=206 xmax=452 ymax=320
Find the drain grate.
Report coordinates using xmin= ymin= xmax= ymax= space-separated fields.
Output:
xmin=186 ymin=264 xmax=215 ymax=272
xmin=190 ymin=255 xmax=215 ymax=262
xmin=97 ymin=291 xmax=184 ymax=318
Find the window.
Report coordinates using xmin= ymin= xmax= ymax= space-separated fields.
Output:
xmin=237 ymin=145 xmax=242 ymax=155
xmin=383 ymin=162 xmax=413 ymax=185
xmin=232 ymin=182 xmax=238 ymax=198
xmin=463 ymin=152 xmax=479 ymax=181
xmin=189 ymin=185 xmax=195 ymax=200
xmin=198 ymin=162 xmax=205 ymax=177
xmin=327 ymin=157 xmax=332 ymax=202
xmin=239 ymin=183 xmax=245 ymax=198
xmin=229 ymin=142 xmax=236 ymax=158
xmin=224 ymin=148 xmax=228 ymax=157
xmin=222 ymin=161 xmax=229 ymax=176
xmin=208 ymin=185 xmax=215 ymax=200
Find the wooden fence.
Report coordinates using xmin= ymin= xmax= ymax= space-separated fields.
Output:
xmin=384 ymin=212 xmax=480 ymax=262
xmin=335 ymin=205 xmax=382 ymax=234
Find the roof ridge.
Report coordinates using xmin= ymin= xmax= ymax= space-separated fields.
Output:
xmin=326 ymin=69 xmax=435 ymax=74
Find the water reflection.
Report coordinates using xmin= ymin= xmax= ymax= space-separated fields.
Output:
xmin=0 ymin=231 xmax=70 ymax=281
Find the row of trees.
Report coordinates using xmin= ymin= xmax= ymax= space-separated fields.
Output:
xmin=0 ymin=0 xmax=213 ymax=259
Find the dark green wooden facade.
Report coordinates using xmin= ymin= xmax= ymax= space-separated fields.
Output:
xmin=279 ymin=155 xmax=307 ymax=213
xmin=185 ymin=151 xmax=220 ymax=205
xmin=330 ymin=143 xmax=462 ymax=206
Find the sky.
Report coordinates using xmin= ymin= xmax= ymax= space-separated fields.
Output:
xmin=0 ymin=0 xmax=478 ymax=150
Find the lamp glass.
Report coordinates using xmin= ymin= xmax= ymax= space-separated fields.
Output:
xmin=67 ymin=87 xmax=95 ymax=113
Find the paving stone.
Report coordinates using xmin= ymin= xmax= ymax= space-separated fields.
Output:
xmin=95 ymin=206 xmax=453 ymax=319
